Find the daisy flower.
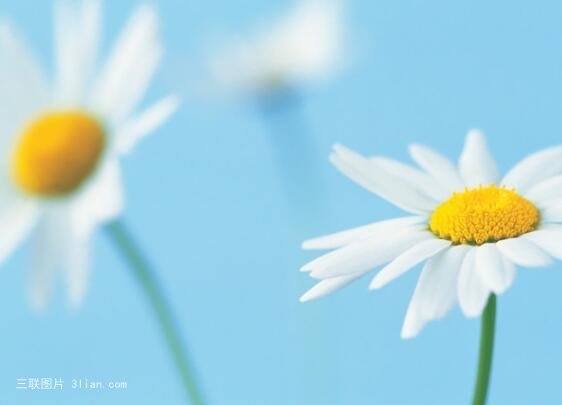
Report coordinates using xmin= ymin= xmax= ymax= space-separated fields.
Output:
xmin=301 ymin=130 xmax=562 ymax=338
xmin=209 ymin=0 xmax=344 ymax=97
xmin=0 ymin=0 xmax=178 ymax=308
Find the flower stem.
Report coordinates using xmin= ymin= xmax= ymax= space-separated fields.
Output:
xmin=472 ymin=294 xmax=496 ymax=405
xmin=106 ymin=220 xmax=204 ymax=405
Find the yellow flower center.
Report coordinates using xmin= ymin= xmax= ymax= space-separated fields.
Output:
xmin=11 ymin=111 xmax=105 ymax=197
xmin=429 ymin=185 xmax=539 ymax=245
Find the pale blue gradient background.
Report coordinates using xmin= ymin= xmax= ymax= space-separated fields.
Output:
xmin=2 ymin=0 xmax=562 ymax=404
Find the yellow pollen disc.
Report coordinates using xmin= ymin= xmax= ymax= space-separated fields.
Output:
xmin=429 ymin=185 xmax=539 ymax=245
xmin=11 ymin=111 xmax=105 ymax=196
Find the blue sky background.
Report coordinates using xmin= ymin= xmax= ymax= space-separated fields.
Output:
xmin=3 ymin=0 xmax=562 ymax=404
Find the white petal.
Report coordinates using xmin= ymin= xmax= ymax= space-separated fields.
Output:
xmin=0 ymin=187 xmax=39 ymax=264
xmin=408 ymin=143 xmax=464 ymax=191
xmin=458 ymin=129 xmax=500 ymax=187
xmin=63 ymin=232 xmax=91 ymax=308
xmin=369 ymin=237 xmax=451 ymax=290
xmin=457 ymin=249 xmax=491 ymax=317
xmin=536 ymin=223 xmax=562 ymax=231
xmin=29 ymin=208 xmax=93 ymax=310
xmin=501 ymin=146 xmax=562 ymax=193
xmin=71 ymin=159 xmax=124 ymax=237
xmin=501 ymin=256 xmax=516 ymax=289
xmin=401 ymin=245 xmax=469 ymax=339
xmin=54 ymin=0 xmax=100 ymax=104
xmin=522 ymin=229 xmax=562 ymax=260
xmin=115 ymin=95 xmax=180 ymax=154
xmin=331 ymin=144 xmax=436 ymax=214
xmin=28 ymin=210 xmax=63 ymax=310
xmin=419 ymin=245 xmax=470 ymax=319
xmin=474 ymin=244 xmax=515 ymax=294
xmin=496 ymin=237 xmax=552 ymax=267
xmin=90 ymin=5 xmax=161 ymax=125
xmin=524 ymin=175 xmax=562 ymax=203
xmin=302 ymin=216 xmax=425 ymax=251
xmin=541 ymin=209 xmax=562 ymax=224
xmin=299 ymin=274 xmax=362 ymax=302
xmin=0 ymin=21 xmax=49 ymax=139
xmin=401 ymin=288 xmax=427 ymax=339
xmin=540 ymin=199 xmax=562 ymax=223
xmin=370 ymin=156 xmax=449 ymax=202
xmin=304 ymin=228 xmax=429 ymax=278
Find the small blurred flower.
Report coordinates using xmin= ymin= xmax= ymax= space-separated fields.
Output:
xmin=301 ymin=131 xmax=562 ymax=338
xmin=209 ymin=0 xmax=344 ymax=98
xmin=0 ymin=0 xmax=178 ymax=308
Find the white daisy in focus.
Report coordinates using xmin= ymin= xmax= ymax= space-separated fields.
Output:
xmin=210 ymin=0 xmax=344 ymax=97
xmin=0 ymin=0 xmax=178 ymax=309
xmin=301 ymin=131 xmax=562 ymax=338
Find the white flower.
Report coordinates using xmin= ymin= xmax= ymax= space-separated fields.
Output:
xmin=301 ymin=130 xmax=562 ymax=338
xmin=0 ymin=0 xmax=178 ymax=309
xmin=210 ymin=0 xmax=344 ymax=96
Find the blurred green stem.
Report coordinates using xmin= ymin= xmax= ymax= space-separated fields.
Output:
xmin=472 ymin=294 xmax=496 ymax=405
xmin=106 ymin=220 xmax=204 ymax=405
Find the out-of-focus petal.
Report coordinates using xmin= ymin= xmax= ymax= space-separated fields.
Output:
xmin=90 ymin=5 xmax=161 ymax=125
xmin=54 ymin=0 xmax=100 ymax=105
xmin=115 ymin=95 xmax=179 ymax=154
xmin=71 ymin=159 xmax=124 ymax=237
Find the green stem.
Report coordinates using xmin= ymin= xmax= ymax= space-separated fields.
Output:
xmin=472 ymin=294 xmax=497 ymax=405
xmin=106 ymin=220 xmax=204 ymax=405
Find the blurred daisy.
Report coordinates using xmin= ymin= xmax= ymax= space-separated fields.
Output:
xmin=0 ymin=0 xmax=178 ymax=308
xmin=210 ymin=0 xmax=344 ymax=97
xmin=301 ymin=131 xmax=562 ymax=338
